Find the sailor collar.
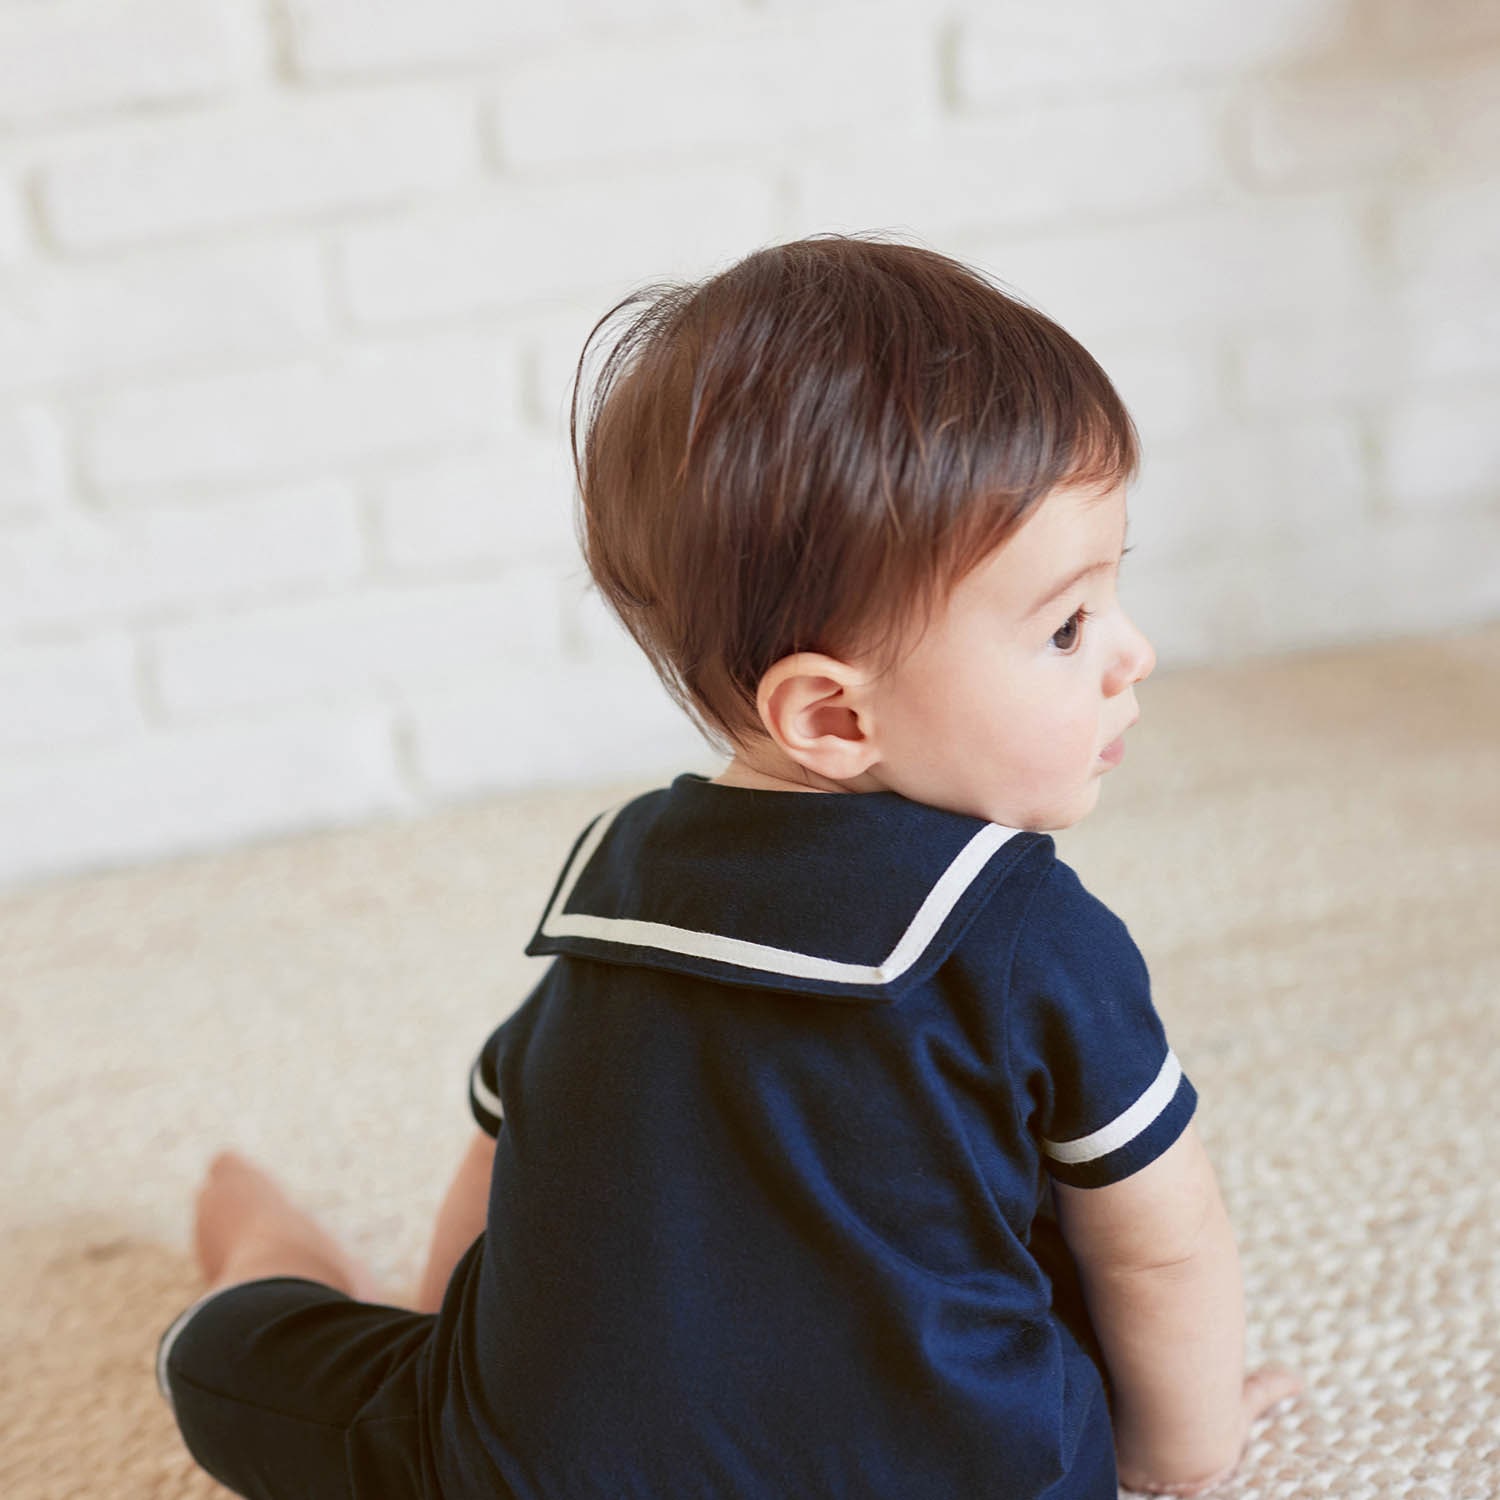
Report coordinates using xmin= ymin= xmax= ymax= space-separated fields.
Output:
xmin=524 ymin=772 xmax=1050 ymax=1004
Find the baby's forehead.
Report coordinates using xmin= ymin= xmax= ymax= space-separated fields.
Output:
xmin=948 ymin=486 xmax=1127 ymax=601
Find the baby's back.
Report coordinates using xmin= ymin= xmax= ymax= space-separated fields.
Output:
xmin=422 ymin=945 xmax=1104 ymax=1499
xmin=415 ymin=777 xmax=1144 ymax=1498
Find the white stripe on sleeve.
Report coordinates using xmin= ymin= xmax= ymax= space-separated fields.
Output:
xmin=1040 ymin=1050 xmax=1183 ymax=1166
xmin=470 ymin=1058 xmax=504 ymax=1123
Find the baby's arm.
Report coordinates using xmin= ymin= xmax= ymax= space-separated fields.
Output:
xmin=1054 ymin=1121 xmax=1301 ymax=1495
xmin=413 ymin=1127 xmax=497 ymax=1314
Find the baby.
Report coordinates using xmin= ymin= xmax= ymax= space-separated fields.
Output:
xmin=157 ymin=233 xmax=1302 ymax=1498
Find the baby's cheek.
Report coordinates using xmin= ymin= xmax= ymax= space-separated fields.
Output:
xmin=1020 ymin=713 xmax=1085 ymax=772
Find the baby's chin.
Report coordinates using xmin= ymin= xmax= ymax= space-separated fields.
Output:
xmin=851 ymin=759 xmax=1107 ymax=830
xmin=988 ymin=782 xmax=1104 ymax=834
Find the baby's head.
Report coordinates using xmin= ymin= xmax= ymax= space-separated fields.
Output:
xmin=570 ymin=233 xmax=1155 ymax=832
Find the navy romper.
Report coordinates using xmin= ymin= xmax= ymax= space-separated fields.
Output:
xmin=158 ymin=771 xmax=1197 ymax=1500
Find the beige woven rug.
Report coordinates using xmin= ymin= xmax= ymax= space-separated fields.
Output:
xmin=4 ymin=622 xmax=1498 ymax=1499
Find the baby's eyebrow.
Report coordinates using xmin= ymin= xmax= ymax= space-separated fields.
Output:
xmin=1024 ymin=557 xmax=1119 ymax=620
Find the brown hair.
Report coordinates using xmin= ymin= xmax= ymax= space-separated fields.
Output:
xmin=569 ymin=231 xmax=1140 ymax=757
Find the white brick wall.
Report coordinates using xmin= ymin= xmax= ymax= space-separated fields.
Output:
xmin=152 ymin=570 xmax=563 ymax=718
xmin=0 ymin=406 xmax=69 ymax=517
xmin=0 ymin=0 xmax=266 ymax=129
xmin=954 ymin=0 xmax=1351 ymax=97
xmin=1234 ymin=73 xmax=1439 ymax=187
xmin=1371 ymin=0 xmax=1500 ymax=53
xmin=491 ymin=8 xmax=942 ymax=169
xmin=0 ymin=634 xmax=143 ymax=754
xmin=1 ymin=0 xmax=1497 ymax=891
xmin=340 ymin=166 xmax=779 ymax=325
xmin=280 ymin=0 xmax=749 ymax=80
xmin=0 ymin=485 xmax=363 ymax=631
xmin=371 ymin=443 xmax=578 ymax=571
xmin=0 ymin=176 xmax=28 ymax=263
xmin=792 ymin=89 xmax=1227 ymax=237
xmin=79 ymin=332 xmax=518 ymax=493
xmin=1382 ymin=394 xmax=1500 ymax=512
xmin=970 ymin=199 xmax=1373 ymax=342
xmin=0 ymin=709 xmax=408 ymax=887
xmin=407 ymin=648 xmax=708 ymax=800
xmin=37 ymin=86 xmax=482 ymax=251
xmin=3 ymin=239 xmax=330 ymax=392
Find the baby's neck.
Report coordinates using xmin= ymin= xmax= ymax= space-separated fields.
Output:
xmin=708 ymin=757 xmax=837 ymax=793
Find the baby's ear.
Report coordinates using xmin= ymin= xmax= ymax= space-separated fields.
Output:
xmin=756 ymin=653 xmax=881 ymax=781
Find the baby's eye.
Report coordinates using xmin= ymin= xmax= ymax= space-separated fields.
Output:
xmin=1050 ymin=605 xmax=1091 ymax=654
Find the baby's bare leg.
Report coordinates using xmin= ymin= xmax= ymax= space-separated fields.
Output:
xmin=414 ymin=1128 xmax=496 ymax=1313
xmin=193 ymin=1150 xmax=384 ymax=1302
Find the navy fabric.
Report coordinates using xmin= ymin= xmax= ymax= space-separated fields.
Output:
xmin=156 ymin=1277 xmax=438 ymax=1500
xmin=427 ymin=772 xmax=1197 ymax=1499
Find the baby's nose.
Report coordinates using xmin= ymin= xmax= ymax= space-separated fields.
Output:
xmin=1118 ymin=607 xmax=1155 ymax=683
xmin=1134 ymin=629 xmax=1157 ymax=684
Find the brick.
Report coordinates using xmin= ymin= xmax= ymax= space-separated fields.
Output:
xmin=968 ymin=199 xmax=1369 ymax=341
xmin=0 ymin=239 xmax=328 ymax=396
xmin=80 ymin=332 xmax=518 ymax=493
xmin=37 ymin=85 xmax=480 ymax=251
xmin=957 ymin=0 xmax=1349 ymax=102
xmin=288 ymin=0 xmax=554 ymax=73
xmin=0 ymin=0 xmax=264 ymax=128
xmin=283 ymin=0 xmax=561 ymax=77
xmin=1235 ymin=512 xmax=1500 ymax=658
xmin=0 ymin=405 xmax=68 ymax=516
xmin=1129 ymin=417 xmax=1367 ymax=562
xmin=1235 ymin=313 xmax=1405 ymax=410
xmin=565 ymin=574 xmax=645 ymax=662
xmin=1390 ymin=180 xmax=1500 ymax=285
xmin=373 ymin=441 xmax=577 ymax=572
xmin=406 ymin=650 xmax=711 ymax=799
xmin=0 ymin=483 xmax=362 ymax=631
xmin=1219 ymin=535 xmax=1380 ymax=657
xmin=340 ymin=165 xmax=777 ymax=325
xmin=492 ymin=4 xmax=939 ymax=169
xmin=1380 ymin=392 xmax=1500 ymax=512
xmin=1394 ymin=278 xmax=1500 ymax=384
xmin=0 ymin=708 xmax=408 ymax=891
xmin=1123 ymin=507 xmax=1500 ymax=674
xmin=1112 ymin=554 xmax=1251 ymax=669
xmin=1068 ymin=338 xmax=1224 ymax=447
xmin=0 ymin=177 xmax=27 ymax=263
xmin=284 ymin=0 xmax=745 ymax=77
xmin=793 ymin=88 xmax=1222 ymax=237
xmin=1371 ymin=0 xmax=1500 ymax=54
xmin=1428 ymin=62 xmax=1500 ymax=173
xmin=0 ymin=635 xmax=143 ymax=754
xmin=1232 ymin=73 xmax=1437 ymax=188
xmin=153 ymin=570 xmax=564 ymax=718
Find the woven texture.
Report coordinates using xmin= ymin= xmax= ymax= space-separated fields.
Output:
xmin=3 ymin=622 xmax=1497 ymax=1498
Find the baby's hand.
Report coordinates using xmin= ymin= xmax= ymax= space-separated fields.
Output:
xmin=1117 ymin=1366 xmax=1304 ymax=1497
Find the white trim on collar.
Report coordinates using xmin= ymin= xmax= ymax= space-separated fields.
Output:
xmin=536 ymin=799 xmax=1026 ymax=988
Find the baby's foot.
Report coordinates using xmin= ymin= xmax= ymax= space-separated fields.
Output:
xmin=193 ymin=1149 xmax=384 ymax=1302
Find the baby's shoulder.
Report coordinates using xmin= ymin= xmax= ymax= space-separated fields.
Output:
xmin=966 ymin=842 xmax=1149 ymax=993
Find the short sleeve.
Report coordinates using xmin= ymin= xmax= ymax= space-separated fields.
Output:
xmin=467 ymin=1021 xmax=507 ymax=1138
xmin=1006 ymin=857 xmax=1197 ymax=1189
